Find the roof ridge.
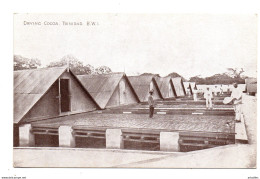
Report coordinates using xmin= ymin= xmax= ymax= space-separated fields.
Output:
xmin=14 ymin=66 xmax=67 ymax=73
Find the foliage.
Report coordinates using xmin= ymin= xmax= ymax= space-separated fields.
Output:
xmin=166 ymin=72 xmax=187 ymax=81
xmin=14 ymin=55 xmax=41 ymax=71
xmin=140 ymin=73 xmax=160 ymax=77
xmin=189 ymin=72 xmax=245 ymax=84
xmin=47 ymin=55 xmax=112 ymax=75
xmin=94 ymin=66 xmax=112 ymax=74
xmin=226 ymin=68 xmax=245 ymax=78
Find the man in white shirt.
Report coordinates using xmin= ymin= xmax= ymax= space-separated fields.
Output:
xmin=204 ymin=87 xmax=213 ymax=109
xmin=193 ymin=88 xmax=198 ymax=101
xmin=231 ymin=83 xmax=243 ymax=122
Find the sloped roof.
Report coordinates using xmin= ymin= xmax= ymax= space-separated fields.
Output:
xmin=171 ymin=77 xmax=186 ymax=96
xmin=14 ymin=67 xmax=67 ymax=124
xmin=190 ymin=82 xmax=197 ymax=90
xmin=128 ymin=75 xmax=162 ymax=102
xmin=155 ymin=76 xmax=173 ymax=99
xmin=183 ymin=82 xmax=191 ymax=90
xmin=77 ymin=73 xmax=138 ymax=109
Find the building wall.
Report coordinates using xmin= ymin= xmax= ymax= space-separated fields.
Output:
xmin=24 ymin=80 xmax=59 ymax=121
xmin=106 ymin=85 xmax=120 ymax=107
xmin=168 ymin=83 xmax=174 ymax=98
xmin=61 ymin=72 xmax=97 ymax=113
xmin=106 ymin=77 xmax=139 ymax=108
xmin=144 ymin=81 xmax=161 ymax=101
xmin=123 ymin=77 xmax=139 ymax=104
xmin=23 ymin=71 xmax=97 ymax=122
xmin=173 ymin=82 xmax=185 ymax=97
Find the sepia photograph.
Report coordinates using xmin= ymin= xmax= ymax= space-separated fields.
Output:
xmin=12 ymin=13 xmax=257 ymax=169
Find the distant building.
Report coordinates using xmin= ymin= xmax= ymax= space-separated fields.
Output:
xmin=171 ymin=77 xmax=186 ymax=97
xmin=155 ymin=76 xmax=177 ymax=99
xmin=77 ymin=73 xmax=140 ymax=109
xmin=128 ymin=75 xmax=163 ymax=102
xmin=183 ymin=82 xmax=192 ymax=95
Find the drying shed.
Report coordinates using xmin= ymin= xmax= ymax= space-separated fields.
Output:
xmin=13 ymin=67 xmax=99 ymax=147
xmin=128 ymin=75 xmax=163 ymax=102
xmin=14 ymin=67 xmax=99 ymax=124
xmin=77 ymin=73 xmax=140 ymax=109
xmin=183 ymin=82 xmax=193 ymax=95
xmin=190 ymin=82 xmax=197 ymax=91
xmin=171 ymin=77 xmax=186 ymax=97
xmin=245 ymin=78 xmax=257 ymax=95
xmin=155 ymin=76 xmax=177 ymax=99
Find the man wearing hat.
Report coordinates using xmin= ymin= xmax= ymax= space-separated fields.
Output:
xmin=231 ymin=83 xmax=243 ymax=122
xmin=148 ymin=89 xmax=155 ymax=118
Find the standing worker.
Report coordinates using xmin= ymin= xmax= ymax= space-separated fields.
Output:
xmin=204 ymin=87 xmax=213 ymax=110
xmin=214 ymin=86 xmax=218 ymax=96
xmin=231 ymin=83 xmax=243 ymax=123
xmin=148 ymin=90 xmax=155 ymax=118
xmin=193 ymin=87 xmax=198 ymax=101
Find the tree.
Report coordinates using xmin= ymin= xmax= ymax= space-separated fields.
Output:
xmin=226 ymin=68 xmax=245 ymax=78
xmin=94 ymin=66 xmax=112 ymax=74
xmin=167 ymin=72 xmax=187 ymax=81
xmin=14 ymin=55 xmax=41 ymax=71
xmin=47 ymin=55 xmax=94 ymax=75
xmin=189 ymin=75 xmax=206 ymax=84
xmin=140 ymin=73 xmax=160 ymax=77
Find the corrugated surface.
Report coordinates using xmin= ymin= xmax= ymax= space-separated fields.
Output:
xmin=171 ymin=77 xmax=186 ymax=96
xmin=77 ymin=73 xmax=125 ymax=109
xmin=14 ymin=67 xmax=67 ymax=124
xmin=155 ymin=76 xmax=173 ymax=99
xmin=128 ymin=75 xmax=158 ymax=102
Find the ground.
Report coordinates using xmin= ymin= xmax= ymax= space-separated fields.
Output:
xmin=13 ymin=94 xmax=256 ymax=168
xmin=32 ymin=114 xmax=234 ymax=133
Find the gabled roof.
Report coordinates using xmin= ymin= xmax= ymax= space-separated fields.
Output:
xmin=183 ymin=82 xmax=191 ymax=90
xmin=14 ymin=67 xmax=67 ymax=124
xmin=171 ymin=77 xmax=186 ymax=96
xmin=155 ymin=76 xmax=174 ymax=99
xmin=190 ymin=82 xmax=197 ymax=90
xmin=14 ymin=67 xmax=99 ymax=124
xmin=128 ymin=75 xmax=162 ymax=102
xmin=77 ymin=73 xmax=139 ymax=109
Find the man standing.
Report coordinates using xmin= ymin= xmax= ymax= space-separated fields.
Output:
xmin=148 ymin=90 xmax=155 ymax=118
xmin=204 ymin=87 xmax=213 ymax=110
xmin=193 ymin=87 xmax=198 ymax=101
xmin=231 ymin=83 xmax=243 ymax=122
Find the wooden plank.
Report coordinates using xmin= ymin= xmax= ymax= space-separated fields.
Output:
xmin=180 ymin=136 xmax=235 ymax=143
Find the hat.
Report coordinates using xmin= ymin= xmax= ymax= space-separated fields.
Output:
xmin=223 ymin=97 xmax=233 ymax=104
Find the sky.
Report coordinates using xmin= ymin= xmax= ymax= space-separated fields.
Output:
xmin=14 ymin=13 xmax=257 ymax=79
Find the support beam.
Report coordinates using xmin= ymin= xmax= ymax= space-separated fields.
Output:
xmin=19 ymin=124 xmax=35 ymax=147
xmin=160 ymin=132 xmax=179 ymax=152
xmin=59 ymin=126 xmax=75 ymax=147
xmin=106 ymin=129 xmax=124 ymax=149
